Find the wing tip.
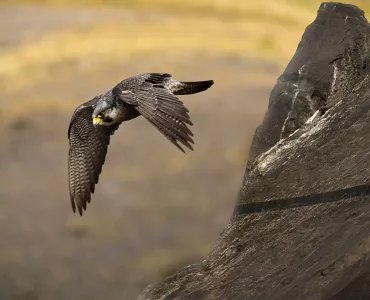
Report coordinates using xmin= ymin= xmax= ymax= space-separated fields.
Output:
xmin=70 ymin=195 xmax=88 ymax=216
xmin=78 ymin=208 xmax=83 ymax=216
xmin=71 ymin=199 xmax=76 ymax=213
xmin=77 ymin=202 xmax=85 ymax=216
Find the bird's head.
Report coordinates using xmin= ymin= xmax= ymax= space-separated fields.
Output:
xmin=92 ymin=101 xmax=117 ymax=127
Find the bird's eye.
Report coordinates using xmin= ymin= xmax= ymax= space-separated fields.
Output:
xmin=104 ymin=117 xmax=113 ymax=123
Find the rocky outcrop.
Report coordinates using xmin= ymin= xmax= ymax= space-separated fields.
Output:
xmin=138 ymin=3 xmax=370 ymax=299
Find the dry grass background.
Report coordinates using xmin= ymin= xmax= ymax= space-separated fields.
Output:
xmin=0 ymin=1 xmax=369 ymax=299
xmin=1 ymin=0 xmax=369 ymax=102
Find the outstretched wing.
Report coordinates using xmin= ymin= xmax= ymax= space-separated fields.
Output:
xmin=68 ymin=98 xmax=119 ymax=215
xmin=112 ymin=73 xmax=194 ymax=152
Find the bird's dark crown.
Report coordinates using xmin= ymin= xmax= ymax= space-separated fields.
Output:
xmin=92 ymin=99 xmax=112 ymax=118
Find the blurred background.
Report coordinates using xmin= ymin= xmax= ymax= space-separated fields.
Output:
xmin=0 ymin=0 xmax=369 ymax=299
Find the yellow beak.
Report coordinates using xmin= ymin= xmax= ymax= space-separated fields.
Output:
xmin=93 ymin=116 xmax=102 ymax=127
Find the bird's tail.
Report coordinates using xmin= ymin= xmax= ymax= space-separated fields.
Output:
xmin=172 ymin=80 xmax=214 ymax=95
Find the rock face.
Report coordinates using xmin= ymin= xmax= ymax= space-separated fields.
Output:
xmin=138 ymin=3 xmax=370 ymax=300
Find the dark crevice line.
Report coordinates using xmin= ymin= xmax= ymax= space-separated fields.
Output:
xmin=234 ymin=184 xmax=370 ymax=216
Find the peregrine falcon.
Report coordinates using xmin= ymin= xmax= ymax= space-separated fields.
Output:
xmin=68 ymin=73 xmax=214 ymax=215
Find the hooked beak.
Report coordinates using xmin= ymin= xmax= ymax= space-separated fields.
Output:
xmin=92 ymin=116 xmax=102 ymax=127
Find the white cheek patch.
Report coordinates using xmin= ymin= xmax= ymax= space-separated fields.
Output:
xmin=109 ymin=108 xmax=119 ymax=119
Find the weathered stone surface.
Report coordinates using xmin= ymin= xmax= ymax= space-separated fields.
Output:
xmin=138 ymin=3 xmax=370 ymax=300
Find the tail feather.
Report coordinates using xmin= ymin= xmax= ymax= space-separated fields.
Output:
xmin=172 ymin=80 xmax=214 ymax=95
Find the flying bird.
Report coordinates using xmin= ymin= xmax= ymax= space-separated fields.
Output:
xmin=68 ymin=73 xmax=214 ymax=215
